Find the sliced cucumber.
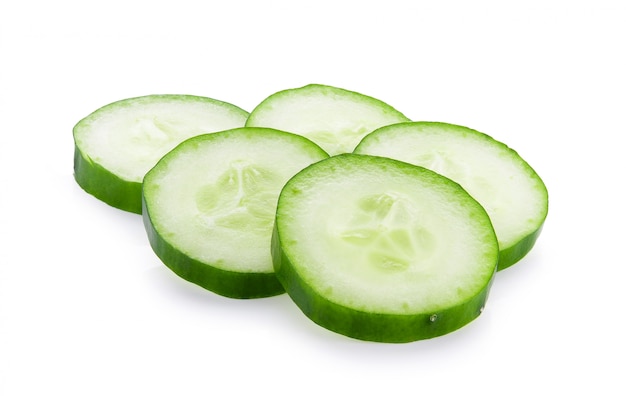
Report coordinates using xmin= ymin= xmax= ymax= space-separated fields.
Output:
xmin=73 ymin=94 xmax=249 ymax=213
xmin=143 ymin=127 xmax=329 ymax=298
xmin=245 ymin=84 xmax=410 ymax=156
xmin=272 ymin=154 xmax=499 ymax=342
xmin=354 ymin=122 xmax=549 ymax=270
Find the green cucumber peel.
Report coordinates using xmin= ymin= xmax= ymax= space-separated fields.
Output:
xmin=73 ymin=94 xmax=249 ymax=213
xmin=142 ymin=127 xmax=329 ymax=298
xmin=246 ymin=84 xmax=410 ymax=156
xmin=272 ymin=154 xmax=499 ymax=342
xmin=72 ymin=86 xmax=548 ymax=341
xmin=354 ymin=121 xmax=548 ymax=270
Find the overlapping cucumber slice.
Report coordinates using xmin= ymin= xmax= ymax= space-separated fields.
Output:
xmin=73 ymin=94 xmax=249 ymax=213
xmin=272 ymin=154 xmax=499 ymax=342
xmin=73 ymin=86 xmax=548 ymax=341
xmin=142 ymin=127 xmax=329 ymax=298
xmin=354 ymin=122 xmax=548 ymax=270
xmin=246 ymin=84 xmax=410 ymax=155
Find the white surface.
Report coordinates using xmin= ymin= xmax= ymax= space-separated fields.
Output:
xmin=1 ymin=1 xmax=624 ymax=395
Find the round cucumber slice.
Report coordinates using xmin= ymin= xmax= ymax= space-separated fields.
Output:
xmin=245 ymin=84 xmax=410 ymax=156
xmin=143 ymin=127 xmax=329 ymax=298
xmin=354 ymin=122 xmax=548 ymax=270
xmin=272 ymin=154 xmax=499 ymax=342
xmin=73 ymin=94 xmax=249 ymax=213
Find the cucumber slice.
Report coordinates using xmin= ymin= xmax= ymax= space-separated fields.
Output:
xmin=272 ymin=154 xmax=499 ymax=342
xmin=73 ymin=94 xmax=249 ymax=213
xmin=143 ymin=127 xmax=329 ymax=298
xmin=245 ymin=84 xmax=410 ymax=156
xmin=354 ymin=122 xmax=548 ymax=270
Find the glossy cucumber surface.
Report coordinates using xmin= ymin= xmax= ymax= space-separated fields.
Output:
xmin=273 ymin=154 xmax=499 ymax=342
xmin=143 ymin=127 xmax=329 ymax=298
xmin=73 ymin=94 xmax=249 ymax=213
xmin=355 ymin=122 xmax=548 ymax=270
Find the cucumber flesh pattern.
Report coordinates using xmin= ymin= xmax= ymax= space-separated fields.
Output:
xmin=273 ymin=154 xmax=498 ymax=342
xmin=246 ymin=84 xmax=410 ymax=155
xmin=75 ymin=97 xmax=249 ymax=182
xmin=74 ymin=90 xmax=543 ymax=338
xmin=195 ymin=160 xmax=279 ymax=232
xmin=303 ymin=191 xmax=493 ymax=314
xmin=73 ymin=95 xmax=249 ymax=213
xmin=354 ymin=122 xmax=548 ymax=269
xmin=336 ymin=192 xmax=435 ymax=273
xmin=142 ymin=128 xmax=329 ymax=298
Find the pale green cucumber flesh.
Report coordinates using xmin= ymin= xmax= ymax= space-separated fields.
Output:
xmin=354 ymin=122 xmax=548 ymax=270
xmin=73 ymin=94 xmax=249 ymax=213
xmin=272 ymin=154 xmax=499 ymax=342
xmin=246 ymin=84 xmax=410 ymax=156
xmin=143 ymin=127 xmax=329 ymax=298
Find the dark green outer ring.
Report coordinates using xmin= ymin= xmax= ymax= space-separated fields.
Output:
xmin=498 ymin=224 xmax=544 ymax=270
xmin=74 ymin=144 xmax=143 ymax=213
xmin=72 ymin=94 xmax=250 ymax=214
xmin=246 ymin=83 xmax=411 ymax=125
xmin=142 ymin=194 xmax=285 ymax=299
xmin=354 ymin=121 xmax=549 ymax=271
xmin=272 ymin=224 xmax=496 ymax=343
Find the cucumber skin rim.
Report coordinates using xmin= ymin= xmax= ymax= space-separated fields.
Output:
xmin=74 ymin=144 xmax=143 ymax=213
xmin=72 ymin=94 xmax=250 ymax=214
xmin=355 ymin=121 xmax=549 ymax=271
xmin=498 ymin=224 xmax=544 ymax=270
xmin=271 ymin=154 xmax=499 ymax=342
xmin=272 ymin=223 xmax=496 ymax=343
xmin=245 ymin=84 xmax=411 ymax=156
xmin=140 ymin=127 xmax=329 ymax=299
xmin=142 ymin=194 xmax=285 ymax=299
xmin=246 ymin=83 xmax=411 ymax=125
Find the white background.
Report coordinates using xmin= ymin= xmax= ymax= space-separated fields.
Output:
xmin=1 ymin=1 xmax=624 ymax=394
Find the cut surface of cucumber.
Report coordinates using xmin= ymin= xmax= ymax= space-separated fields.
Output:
xmin=143 ymin=127 xmax=329 ymax=298
xmin=73 ymin=94 xmax=249 ymax=213
xmin=272 ymin=154 xmax=498 ymax=342
xmin=245 ymin=84 xmax=410 ymax=156
xmin=354 ymin=122 xmax=548 ymax=270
